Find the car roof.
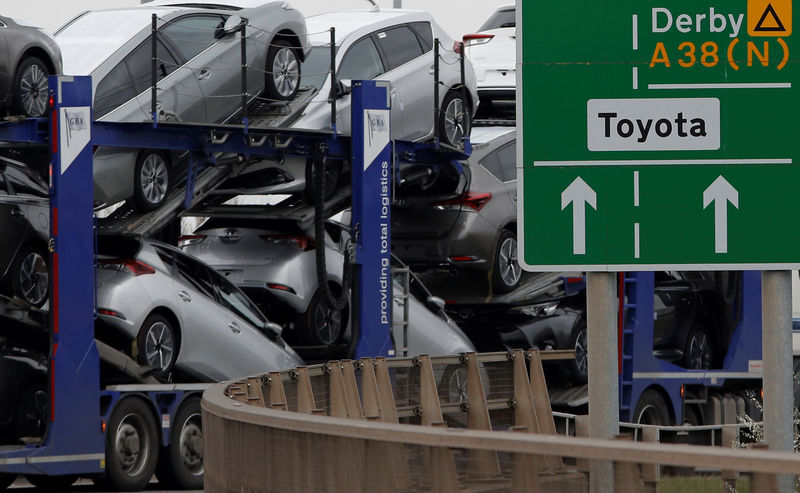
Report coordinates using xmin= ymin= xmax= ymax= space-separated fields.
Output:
xmin=306 ymin=9 xmax=432 ymax=46
xmin=470 ymin=126 xmax=515 ymax=145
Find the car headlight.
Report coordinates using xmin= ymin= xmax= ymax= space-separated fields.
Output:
xmin=512 ymin=301 xmax=559 ymax=318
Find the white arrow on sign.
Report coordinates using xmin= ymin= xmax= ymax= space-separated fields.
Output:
xmin=702 ymin=175 xmax=739 ymax=254
xmin=561 ymin=177 xmax=597 ymax=255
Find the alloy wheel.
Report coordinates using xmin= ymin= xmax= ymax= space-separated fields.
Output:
xmin=139 ymin=154 xmax=169 ymax=206
xmin=443 ymin=97 xmax=467 ymax=145
xmin=574 ymin=328 xmax=588 ymax=377
xmin=19 ymin=251 xmax=47 ymax=306
xmin=313 ymin=301 xmax=342 ymax=345
xmin=687 ymin=330 xmax=712 ymax=370
xmin=19 ymin=63 xmax=48 ymax=117
xmin=272 ymin=48 xmax=299 ymax=99
xmin=144 ymin=322 xmax=174 ymax=372
xmin=498 ymin=236 xmax=521 ymax=288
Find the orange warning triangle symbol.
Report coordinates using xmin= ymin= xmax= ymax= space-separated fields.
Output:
xmin=754 ymin=3 xmax=786 ymax=31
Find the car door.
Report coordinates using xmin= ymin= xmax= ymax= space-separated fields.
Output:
xmin=373 ymin=23 xmax=433 ymax=141
xmin=210 ymin=269 xmax=296 ymax=378
xmin=0 ymin=168 xmax=30 ymax=276
xmin=336 ymin=35 xmax=387 ymax=137
xmin=170 ymin=251 xmax=230 ymax=381
xmin=99 ymin=34 xmax=206 ymax=123
xmin=160 ymin=14 xmax=244 ymax=124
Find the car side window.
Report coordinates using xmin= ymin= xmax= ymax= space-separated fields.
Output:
xmin=161 ymin=15 xmax=225 ymax=61
xmin=478 ymin=150 xmax=504 ymax=182
xmin=339 ymin=36 xmax=384 ymax=81
xmin=95 ymin=64 xmax=136 ymax=118
xmin=210 ymin=270 xmax=267 ymax=328
xmin=174 ymin=253 xmax=216 ymax=300
xmin=4 ymin=166 xmax=47 ymax=197
xmin=126 ymin=37 xmax=180 ymax=95
xmin=409 ymin=22 xmax=433 ymax=52
xmin=375 ymin=25 xmax=423 ymax=70
xmin=496 ymin=142 xmax=517 ymax=182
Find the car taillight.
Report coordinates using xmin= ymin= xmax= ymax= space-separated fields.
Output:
xmin=463 ymin=33 xmax=495 ymax=47
xmin=267 ymin=283 xmax=297 ymax=295
xmin=98 ymin=259 xmax=156 ymax=276
xmin=177 ymin=235 xmax=206 ymax=248
xmin=261 ymin=235 xmax=315 ymax=251
xmin=450 ymin=255 xmax=479 ymax=262
xmin=434 ymin=192 xmax=493 ymax=212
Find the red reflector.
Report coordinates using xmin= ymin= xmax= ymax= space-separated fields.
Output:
xmin=48 ymin=93 xmax=54 ymax=109
xmin=50 ymin=110 xmax=58 ymax=154
xmin=434 ymin=192 xmax=492 ymax=212
xmin=99 ymin=259 xmax=156 ymax=276
xmin=566 ymin=277 xmax=584 ymax=284
xmin=50 ymin=343 xmax=58 ymax=422
xmin=267 ymin=283 xmax=297 ymax=294
xmin=98 ymin=308 xmax=122 ymax=318
xmin=450 ymin=256 xmax=478 ymax=262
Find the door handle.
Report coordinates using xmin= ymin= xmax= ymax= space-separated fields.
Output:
xmin=178 ymin=291 xmax=192 ymax=302
xmin=228 ymin=322 xmax=241 ymax=334
xmin=197 ymin=68 xmax=211 ymax=81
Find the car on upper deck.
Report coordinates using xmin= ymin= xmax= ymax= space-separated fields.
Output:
xmin=0 ymin=15 xmax=62 ymax=118
xmin=54 ymin=0 xmax=309 ymax=211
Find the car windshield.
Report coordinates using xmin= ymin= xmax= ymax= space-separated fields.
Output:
xmin=302 ymin=45 xmax=338 ymax=92
xmin=56 ymin=10 xmax=155 ymax=75
xmin=478 ymin=8 xmax=515 ymax=31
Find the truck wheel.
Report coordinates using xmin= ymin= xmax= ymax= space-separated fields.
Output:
xmin=25 ymin=475 xmax=77 ymax=490
xmin=156 ymin=397 xmax=204 ymax=490
xmin=634 ymin=390 xmax=671 ymax=427
xmin=106 ymin=398 xmax=159 ymax=491
xmin=0 ymin=474 xmax=15 ymax=490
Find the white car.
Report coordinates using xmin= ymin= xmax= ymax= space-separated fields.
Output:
xmin=463 ymin=5 xmax=516 ymax=115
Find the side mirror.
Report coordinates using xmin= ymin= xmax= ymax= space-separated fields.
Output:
xmin=334 ymin=79 xmax=352 ymax=99
xmin=222 ymin=15 xmax=246 ymax=35
xmin=264 ymin=321 xmax=283 ymax=339
xmin=427 ymin=296 xmax=446 ymax=311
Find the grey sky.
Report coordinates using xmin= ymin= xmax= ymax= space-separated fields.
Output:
xmin=5 ymin=0 xmax=512 ymax=39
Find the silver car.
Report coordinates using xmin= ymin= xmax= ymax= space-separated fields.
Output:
xmin=0 ymin=15 xmax=62 ymax=118
xmin=393 ymin=126 xmax=521 ymax=293
xmin=216 ymin=8 xmax=480 ymax=197
xmin=96 ymin=235 xmax=304 ymax=381
xmin=54 ymin=0 xmax=309 ymax=211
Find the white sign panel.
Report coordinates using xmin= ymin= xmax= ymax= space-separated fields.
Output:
xmin=59 ymin=106 xmax=91 ymax=175
xmin=587 ymin=98 xmax=720 ymax=151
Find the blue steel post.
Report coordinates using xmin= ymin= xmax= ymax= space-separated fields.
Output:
xmin=38 ymin=75 xmax=104 ymax=473
xmin=351 ymin=80 xmax=393 ymax=359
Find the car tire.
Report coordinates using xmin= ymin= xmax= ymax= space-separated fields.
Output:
xmin=566 ymin=318 xmax=588 ymax=385
xmin=490 ymin=231 xmax=521 ymax=294
xmin=12 ymin=57 xmax=49 ymax=118
xmin=105 ymin=398 xmax=159 ymax=492
xmin=683 ymin=325 xmax=713 ymax=370
xmin=137 ymin=313 xmax=178 ymax=379
xmin=15 ymin=383 xmax=48 ymax=441
xmin=156 ymin=397 xmax=203 ymax=490
xmin=439 ymin=90 xmax=471 ymax=147
xmin=634 ymin=389 xmax=671 ymax=427
xmin=304 ymin=156 xmax=342 ymax=204
xmin=11 ymin=244 xmax=48 ymax=308
xmin=25 ymin=475 xmax=78 ymax=491
xmin=0 ymin=474 xmax=15 ymax=490
xmin=133 ymin=151 xmax=170 ymax=212
xmin=299 ymin=287 xmax=347 ymax=346
xmin=264 ymin=39 xmax=300 ymax=102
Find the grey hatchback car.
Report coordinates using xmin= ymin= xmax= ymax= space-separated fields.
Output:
xmin=393 ymin=126 xmax=521 ymax=293
xmin=96 ymin=235 xmax=304 ymax=382
xmin=55 ymin=0 xmax=309 ymax=211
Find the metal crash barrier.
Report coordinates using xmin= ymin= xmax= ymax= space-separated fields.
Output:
xmin=202 ymin=351 xmax=800 ymax=492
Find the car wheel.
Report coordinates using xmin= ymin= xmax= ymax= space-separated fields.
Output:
xmin=25 ymin=475 xmax=78 ymax=491
xmin=264 ymin=39 xmax=300 ymax=102
xmin=105 ymin=398 xmax=159 ymax=492
xmin=12 ymin=57 xmax=49 ymax=118
xmin=133 ymin=151 xmax=170 ymax=211
xmin=566 ymin=319 xmax=588 ymax=385
xmin=15 ymin=383 xmax=48 ymax=441
xmin=11 ymin=244 xmax=48 ymax=307
xmin=683 ymin=325 xmax=713 ymax=370
xmin=300 ymin=287 xmax=347 ymax=346
xmin=440 ymin=364 xmax=468 ymax=405
xmin=137 ymin=313 xmax=178 ymax=379
xmin=634 ymin=389 xmax=672 ymax=428
xmin=304 ymin=156 xmax=342 ymax=204
xmin=439 ymin=90 xmax=471 ymax=147
xmin=0 ymin=474 xmax=15 ymax=490
xmin=491 ymin=231 xmax=521 ymax=293
xmin=156 ymin=397 xmax=203 ymax=490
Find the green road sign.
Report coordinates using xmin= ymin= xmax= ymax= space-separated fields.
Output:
xmin=519 ymin=0 xmax=799 ymax=271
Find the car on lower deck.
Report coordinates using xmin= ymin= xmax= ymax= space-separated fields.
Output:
xmin=95 ymin=235 xmax=304 ymax=382
xmin=392 ymin=126 xmax=520 ymax=294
